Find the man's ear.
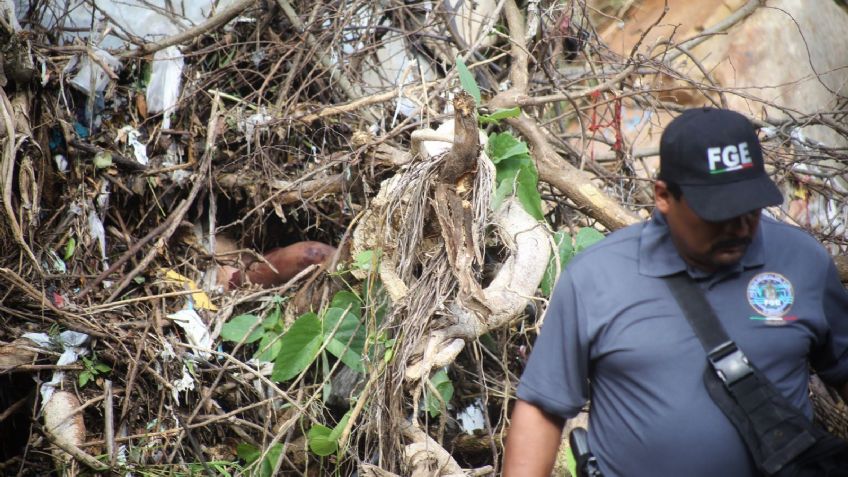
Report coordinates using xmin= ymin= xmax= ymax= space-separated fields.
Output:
xmin=655 ymin=180 xmax=672 ymax=214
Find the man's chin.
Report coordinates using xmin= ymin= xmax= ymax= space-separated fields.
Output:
xmin=711 ymin=247 xmax=747 ymax=267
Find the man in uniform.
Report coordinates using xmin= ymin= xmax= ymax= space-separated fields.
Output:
xmin=503 ymin=108 xmax=848 ymax=476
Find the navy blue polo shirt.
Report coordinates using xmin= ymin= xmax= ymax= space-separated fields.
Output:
xmin=516 ymin=212 xmax=848 ymax=477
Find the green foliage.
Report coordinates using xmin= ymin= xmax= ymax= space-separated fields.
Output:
xmin=488 ymin=132 xmax=544 ymax=220
xmin=479 ymin=106 xmax=521 ymax=125
xmin=220 ymin=250 xmax=389 ymax=385
xmin=237 ymin=442 xmax=283 ymax=477
xmin=78 ymin=354 xmax=110 ymax=388
xmin=454 ymin=56 xmax=481 ymax=105
xmin=308 ymin=411 xmax=352 ymax=456
xmin=220 ymin=300 xmax=285 ymax=362
xmin=63 ymin=237 xmax=76 ymax=261
xmin=271 ymin=312 xmax=324 ymax=382
xmin=424 ymin=369 xmax=455 ymax=418
xmin=540 ymin=227 xmax=606 ymax=297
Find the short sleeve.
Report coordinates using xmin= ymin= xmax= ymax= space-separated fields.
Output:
xmin=515 ymin=272 xmax=590 ymax=419
xmin=810 ymin=259 xmax=848 ymax=386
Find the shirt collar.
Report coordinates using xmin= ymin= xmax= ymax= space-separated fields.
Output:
xmin=638 ymin=209 xmax=765 ymax=278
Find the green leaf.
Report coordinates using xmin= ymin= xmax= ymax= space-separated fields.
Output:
xmin=425 ymin=369 xmax=454 ymax=418
xmin=455 ymin=56 xmax=481 ymax=105
xmin=323 ymin=307 xmax=366 ymax=372
xmin=308 ymin=425 xmax=337 ymax=456
xmin=262 ymin=305 xmax=282 ymax=331
xmin=487 ymin=132 xmax=530 ymax=164
xmin=479 ymin=107 xmax=521 ymax=125
xmin=63 ymin=238 xmax=76 ymax=261
xmin=255 ymin=332 xmax=282 ymax=362
xmin=262 ymin=444 xmax=284 ymax=477
xmin=330 ymin=291 xmax=362 ymax=319
xmin=93 ymin=363 xmax=111 ymax=373
xmin=540 ymin=231 xmax=574 ymax=297
xmin=353 ymin=250 xmax=380 ymax=271
xmin=221 ymin=314 xmax=265 ymax=344
xmin=93 ymin=151 xmax=113 ymax=169
xmin=574 ymin=227 xmax=605 ymax=252
xmin=308 ymin=411 xmax=351 ymax=456
xmin=79 ymin=371 xmax=91 ymax=387
xmin=271 ymin=313 xmax=323 ymax=382
xmin=515 ymin=164 xmax=544 ymax=220
xmin=236 ymin=443 xmax=261 ymax=464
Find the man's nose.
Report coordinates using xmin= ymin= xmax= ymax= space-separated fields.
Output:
xmin=724 ymin=212 xmax=757 ymax=237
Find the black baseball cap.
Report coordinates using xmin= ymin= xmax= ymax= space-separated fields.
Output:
xmin=658 ymin=107 xmax=783 ymax=221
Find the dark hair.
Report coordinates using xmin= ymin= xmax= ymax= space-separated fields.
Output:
xmin=659 ymin=178 xmax=683 ymax=200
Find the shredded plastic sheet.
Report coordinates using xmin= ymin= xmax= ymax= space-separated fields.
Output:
xmin=166 ymin=308 xmax=213 ymax=359
xmin=116 ymin=126 xmax=150 ymax=166
xmin=457 ymin=398 xmax=486 ymax=434
xmin=147 ymin=46 xmax=185 ymax=128
xmin=66 ymin=48 xmax=122 ymax=95
xmin=22 ymin=331 xmax=91 ymax=409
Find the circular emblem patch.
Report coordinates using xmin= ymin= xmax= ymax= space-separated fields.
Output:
xmin=747 ymin=272 xmax=794 ymax=317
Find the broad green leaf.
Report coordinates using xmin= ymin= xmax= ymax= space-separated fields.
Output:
xmin=221 ymin=314 xmax=265 ymax=344
xmin=308 ymin=425 xmax=337 ymax=456
xmin=455 ymin=56 xmax=481 ymax=105
xmin=271 ymin=313 xmax=323 ymax=382
xmin=426 ymin=369 xmax=454 ymax=418
xmin=330 ymin=411 xmax=352 ymax=440
xmin=479 ymin=107 xmax=521 ymax=125
xmin=94 ymin=363 xmax=111 ymax=373
xmin=262 ymin=305 xmax=282 ymax=331
xmin=79 ymin=371 xmax=91 ymax=387
xmin=353 ymin=250 xmax=379 ymax=271
xmin=515 ymin=165 xmax=544 ymax=220
xmin=574 ymin=227 xmax=605 ymax=252
xmin=237 ymin=443 xmax=261 ymax=464
xmin=330 ymin=291 xmax=362 ymax=319
xmin=488 ymin=133 xmax=530 ymax=163
xmin=323 ymin=307 xmax=366 ymax=372
xmin=63 ymin=238 xmax=76 ymax=261
xmin=262 ymin=444 xmax=284 ymax=477
xmin=540 ymin=231 xmax=574 ymax=297
xmin=255 ymin=332 xmax=282 ymax=362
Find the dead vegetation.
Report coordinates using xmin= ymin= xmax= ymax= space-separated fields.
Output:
xmin=0 ymin=0 xmax=845 ymax=475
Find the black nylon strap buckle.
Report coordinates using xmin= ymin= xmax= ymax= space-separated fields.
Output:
xmin=708 ymin=341 xmax=753 ymax=385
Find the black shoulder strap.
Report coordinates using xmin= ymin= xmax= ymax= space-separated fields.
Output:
xmin=664 ymin=272 xmax=818 ymax=475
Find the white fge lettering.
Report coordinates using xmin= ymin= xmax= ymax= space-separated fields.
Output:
xmin=706 ymin=142 xmax=754 ymax=172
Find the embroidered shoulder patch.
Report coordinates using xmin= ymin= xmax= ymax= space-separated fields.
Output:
xmin=747 ymin=272 xmax=794 ymax=318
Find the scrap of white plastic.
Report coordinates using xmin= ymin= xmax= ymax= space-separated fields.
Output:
xmin=87 ymin=210 xmax=107 ymax=261
xmin=147 ymin=46 xmax=184 ymax=129
xmin=68 ymin=47 xmax=122 ymax=96
xmin=22 ymin=331 xmax=91 ymax=409
xmin=457 ymin=398 xmax=486 ymax=434
xmin=238 ymin=109 xmax=274 ymax=139
xmin=117 ymin=125 xmax=149 ymax=165
xmin=171 ymin=364 xmax=195 ymax=405
xmin=166 ymin=308 xmax=213 ymax=359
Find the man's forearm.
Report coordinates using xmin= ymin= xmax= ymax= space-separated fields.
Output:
xmin=503 ymin=400 xmax=566 ymax=477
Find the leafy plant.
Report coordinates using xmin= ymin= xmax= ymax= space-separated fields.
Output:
xmin=220 ymin=298 xmax=285 ymax=362
xmin=308 ymin=411 xmax=351 ymax=456
xmin=424 ymin=369 xmax=455 ymax=418
xmin=79 ymin=354 xmax=110 ymax=388
xmin=237 ymin=442 xmax=283 ymax=477
xmin=540 ymin=227 xmax=605 ymax=296
xmin=455 ymin=56 xmax=481 ymax=105
xmin=488 ymin=132 xmax=544 ymax=220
